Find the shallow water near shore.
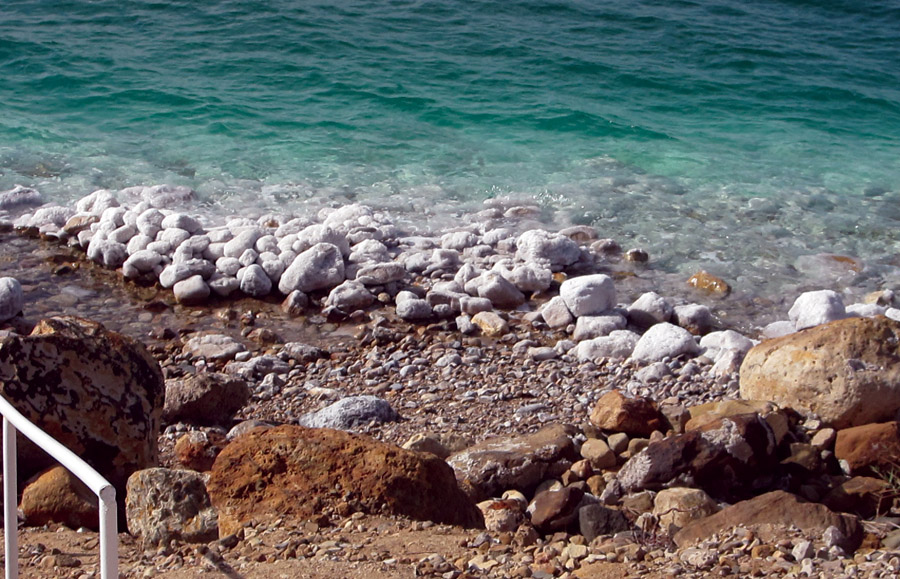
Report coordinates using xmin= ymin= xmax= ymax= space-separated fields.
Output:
xmin=2 ymin=0 xmax=899 ymax=301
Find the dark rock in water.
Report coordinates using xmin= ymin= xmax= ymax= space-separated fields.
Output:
xmin=0 ymin=316 xmax=164 ymax=497
xmin=447 ymin=424 xmax=577 ymax=502
xmin=207 ymin=425 xmax=484 ymax=536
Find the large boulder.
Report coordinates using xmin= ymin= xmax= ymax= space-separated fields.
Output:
xmin=278 ymin=242 xmax=345 ymax=295
xmin=125 ymin=468 xmax=218 ymax=548
xmin=515 ymin=230 xmax=581 ymax=270
xmin=207 ymin=425 xmax=483 ymax=536
xmin=740 ymin=316 xmax=900 ymax=428
xmin=631 ymin=322 xmax=700 ymax=363
xmin=162 ymin=373 xmax=250 ymax=427
xmin=21 ymin=466 xmax=98 ymax=530
xmin=559 ymin=275 xmax=616 ymax=317
xmin=447 ymin=424 xmax=577 ymax=502
xmin=0 ymin=316 xmax=164 ymax=495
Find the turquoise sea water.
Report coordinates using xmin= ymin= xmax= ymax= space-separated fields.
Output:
xmin=1 ymin=0 xmax=900 ymax=300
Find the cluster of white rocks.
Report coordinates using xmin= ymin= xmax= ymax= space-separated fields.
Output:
xmin=762 ymin=288 xmax=900 ymax=338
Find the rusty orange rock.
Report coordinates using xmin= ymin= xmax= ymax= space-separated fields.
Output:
xmin=687 ymin=271 xmax=731 ymax=296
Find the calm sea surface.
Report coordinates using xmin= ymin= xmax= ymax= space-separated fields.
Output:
xmin=2 ymin=0 xmax=899 ymax=300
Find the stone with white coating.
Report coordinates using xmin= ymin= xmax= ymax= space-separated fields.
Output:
xmin=0 ymin=277 xmax=24 ymax=322
xmin=540 ymin=296 xmax=573 ymax=329
xmin=298 ymin=395 xmax=399 ymax=430
xmin=477 ymin=272 xmax=525 ymax=308
xmin=159 ymin=259 xmax=215 ymax=288
xmin=788 ymin=290 xmax=847 ymax=330
xmin=627 ymin=291 xmax=674 ymax=328
xmin=173 ymin=275 xmax=210 ymax=305
xmin=559 ymin=274 xmax=616 ymax=317
xmin=136 ymin=208 xmax=165 ymax=237
xmin=326 ymin=280 xmax=374 ymax=311
xmin=575 ymin=330 xmax=640 ymax=361
xmin=161 ymin=213 xmax=202 ymax=233
xmin=239 ymin=264 xmax=272 ymax=297
xmin=573 ymin=314 xmax=627 ymax=341
xmin=277 ymin=242 xmax=345 ymax=295
xmin=631 ymin=322 xmax=700 ymax=363
xmin=183 ymin=334 xmax=246 ymax=361
xmin=396 ymin=298 xmax=433 ymax=321
xmin=355 ymin=262 xmax=406 ymax=285
xmin=294 ymin=224 xmax=350 ymax=256
xmin=674 ymin=303 xmax=714 ymax=335
xmin=508 ymin=264 xmax=552 ymax=294
xmin=515 ymin=229 xmax=581 ymax=270
xmin=224 ymin=229 xmax=263 ymax=258
xmin=86 ymin=238 xmax=128 ymax=268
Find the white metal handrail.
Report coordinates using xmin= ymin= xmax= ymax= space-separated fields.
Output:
xmin=0 ymin=395 xmax=117 ymax=579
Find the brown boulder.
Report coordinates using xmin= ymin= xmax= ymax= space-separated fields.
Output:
xmin=174 ymin=430 xmax=228 ymax=472
xmin=207 ymin=425 xmax=483 ymax=536
xmin=0 ymin=316 xmax=164 ymax=495
xmin=834 ymin=421 xmax=900 ymax=475
xmin=589 ymin=391 xmax=666 ymax=437
xmin=163 ymin=372 xmax=250 ymax=427
xmin=674 ymin=490 xmax=863 ymax=553
xmin=447 ymin=424 xmax=577 ymax=502
xmin=20 ymin=466 xmax=98 ymax=530
xmin=823 ymin=476 xmax=895 ymax=519
xmin=529 ymin=486 xmax=584 ymax=533
xmin=740 ymin=316 xmax=900 ymax=428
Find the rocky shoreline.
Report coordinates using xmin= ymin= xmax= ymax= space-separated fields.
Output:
xmin=1 ymin=184 xmax=900 ymax=578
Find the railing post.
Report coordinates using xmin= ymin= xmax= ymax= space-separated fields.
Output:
xmin=98 ymin=485 xmax=117 ymax=579
xmin=3 ymin=417 xmax=18 ymax=579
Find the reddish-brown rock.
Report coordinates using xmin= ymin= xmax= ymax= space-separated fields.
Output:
xmin=174 ymin=430 xmax=228 ymax=472
xmin=529 ymin=486 xmax=584 ymax=533
xmin=207 ymin=425 xmax=483 ymax=536
xmin=20 ymin=466 xmax=98 ymax=530
xmin=834 ymin=421 xmax=900 ymax=475
xmin=740 ymin=316 xmax=900 ymax=428
xmin=823 ymin=476 xmax=895 ymax=519
xmin=589 ymin=391 xmax=666 ymax=437
xmin=0 ymin=316 xmax=164 ymax=496
xmin=674 ymin=490 xmax=863 ymax=553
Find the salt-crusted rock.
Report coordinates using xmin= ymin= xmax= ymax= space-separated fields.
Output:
xmin=447 ymin=424 xmax=577 ymax=502
xmin=540 ymin=296 xmax=574 ymax=329
xmin=348 ymin=238 xmax=389 ymax=263
xmin=700 ymin=330 xmax=755 ymax=363
xmin=740 ymin=316 xmax=900 ymax=428
xmin=515 ymin=229 xmax=581 ymax=270
xmin=355 ymin=261 xmax=406 ymax=285
xmin=224 ymin=228 xmax=263 ymax=258
xmin=0 ymin=277 xmax=24 ymax=322
xmin=21 ymin=465 xmax=98 ymax=530
xmin=396 ymin=297 xmax=433 ymax=320
xmin=298 ymin=395 xmax=399 ymax=430
xmin=216 ymin=256 xmax=242 ymax=277
xmin=74 ymin=189 xmax=118 ymax=214
xmin=574 ymin=330 xmax=639 ymax=361
xmin=107 ymin=224 xmax=136 ymax=244
xmin=459 ymin=296 xmax=493 ymax=315
xmin=325 ymin=280 xmax=374 ymax=311
xmin=122 ymin=249 xmax=162 ymax=278
xmin=86 ymin=238 xmax=128 ymax=268
xmin=294 ymin=224 xmax=350 ymax=256
xmin=124 ymin=184 xmax=195 ymax=207
xmin=474 ymin=272 xmax=525 ymax=307
xmin=630 ymin=322 xmax=700 ymax=363
xmin=321 ymin=204 xmax=374 ymax=232
xmin=135 ymin=208 xmax=165 ymax=237
xmin=653 ymin=487 xmax=718 ymax=533
xmin=761 ymin=320 xmax=795 ymax=339
xmin=508 ymin=264 xmax=552 ymax=294
xmin=441 ymin=230 xmax=478 ymax=250
xmin=224 ymin=354 xmax=290 ymax=380
xmin=674 ymin=303 xmax=714 ymax=335
xmin=589 ymin=391 xmax=666 ymax=437
xmin=627 ymin=291 xmax=673 ymax=328
xmin=159 ymin=259 xmax=216 ymax=288
xmin=559 ymin=274 xmax=616 ymax=317
xmin=238 ymin=264 xmax=272 ymax=297
xmin=207 ymin=273 xmax=239 ymax=297
xmin=573 ymin=314 xmax=627 ymax=341
xmin=0 ymin=185 xmax=43 ymax=209
xmin=788 ymin=289 xmax=847 ymax=330
xmin=673 ymin=491 xmax=862 ymax=553
xmin=471 ymin=311 xmax=509 ymax=337
xmin=278 ymin=242 xmax=345 ymax=294
xmin=158 ymin=227 xmax=191 ymax=248
xmin=182 ymin=334 xmax=246 ymax=361
xmin=126 ymin=468 xmax=218 ymax=548
xmin=161 ymin=212 xmax=202 ymax=233
xmin=207 ymin=425 xmax=483 ymax=536
xmin=173 ymin=275 xmax=210 ymax=305
xmin=16 ymin=205 xmax=74 ymax=229
xmin=834 ymin=421 xmax=900 ymax=475
xmin=163 ymin=373 xmax=250 ymax=427
xmin=0 ymin=316 xmax=164 ymax=497
xmin=846 ymin=302 xmax=887 ymax=318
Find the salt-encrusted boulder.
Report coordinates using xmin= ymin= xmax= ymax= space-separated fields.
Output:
xmin=21 ymin=465 xmax=98 ymax=530
xmin=224 ymin=228 xmax=263 ymax=258
xmin=441 ymin=230 xmax=479 ymax=251
xmin=163 ymin=373 xmax=250 ymax=427
xmin=589 ymin=391 xmax=666 ymax=437
xmin=159 ymin=259 xmax=216 ymax=288
xmin=74 ymin=189 xmax=117 ymax=214
xmin=740 ymin=316 xmax=900 ymax=428
xmin=173 ymin=275 xmax=210 ymax=305
xmin=0 ymin=277 xmax=24 ymax=322
xmin=161 ymin=212 xmax=202 ymax=234
xmin=789 ymin=289 xmax=847 ymax=330
xmin=674 ymin=303 xmax=714 ymax=335
xmin=0 ymin=185 xmax=42 ymax=209
xmin=574 ymin=330 xmax=639 ymax=361
xmin=508 ymin=264 xmax=552 ymax=294
xmin=294 ymin=224 xmax=350 ymax=256
xmin=126 ymin=468 xmax=218 ymax=547
xmin=136 ymin=208 xmax=165 ymax=237
xmin=355 ymin=261 xmax=406 ymax=285
xmin=474 ymin=272 xmax=525 ymax=308
xmin=86 ymin=238 xmax=128 ymax=268
xmin=122 ymin=249 xmax=163 ymax=279
xmin=540 ymin=296 xmax=574 ymax=329
xmin=298 ymin=395 xmax=398 ymax=430
xmin=325 ymin=280 xmax=374 ymax=311
xmin=515 ymin=230 xmax=581 ymax=270
xmin=447 ymin=424 xmax=577 ymax=502
xmin=208 ymin=273 xmax=240 ymax=297
xmin=278 ymin=242 xmax=345 ymax=295
xmin=627 ymin=292 xmax=673 ymax=328
xmin=0 ymin=316 xmax=164 ymax=495
xmin=238 ymin=264 xmax=272 ymax=297
xmin=630 ymin=322 xmax=700 ymax=363
xmin=573 ymin=314 xmax=627 ymax=341
xmin=459 ymin=296 xmax=493 ymax=315
xmin=207 ymin=425 xmax=483 ymax=536
xmin=559 ymin=274 xmax=616 ymax=317
xmin=348 ymin=238 xmax=389 ymax=263
xmin=182 ymin=334 xmax=246 ymax=361
xmin=396 ymin=294 xmax=433 ymax=320
xmin=700 ymin=329 xmax=756 ymax=374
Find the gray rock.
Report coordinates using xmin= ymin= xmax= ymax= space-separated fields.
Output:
xmin=515 ymin=230 xmax=581 ymax=269
xmin=631 ymin=323 xmax=700 ymax=363
xmin=163 ymin=373 xmax=250 ymax=426
xmin=540 ymin=296 xmax=574 ymax=329
xmin=125 ymin=468 xmax=218 ymax=548
xmin=789 ymin=290 xmax=847 ymax=330
xmin=182 ymin=334 xmax=246 ymax=361
xmin=579 ymin=504 xmax=631 ymax=542
xmin=477 ymin=272 xmax=525 ymax=308
xmin=325 ymin=280 xmax=374 ymax=310
xmin=397 ymin=298 xmax=433 ymax=320
xmin=173 ymin=275 xmax=210 ymax=305
xmin=459 ymin=296 xmax=493 ymax=315
xmin=225 ymin=354 xmax=290 ymax=380
xmin=761 ymin=320 xmax=795 ymax=339
xmin=355 ymin=262 xmax=406 ymax=285
xmin=674 ymin=303 xmax=714 ymax=335
xmin=280 ymin=342 xmax=329 ymax=364
xmin=627 ymin=291 xmax=674 ymax=328
xmin=573 ymin=314 xmax=627 ymax=341
xmin=559 ymin=274 xmax=616 ymax=317
xmin=845 ymin=303 xmax=886 ymax=318
xmin=216 ymin=256 xmax=242 ymax=276
xmin=281 ymin=289 xmax=309 ymax=316
xmin=0 ymin=277 xmax=24 ymax=322
xmin=278 ymin=242 xmax=345 ymax=294
xmin=575 ymin=330 xmax=640 ymax=361
xmin=298 ymin=395 xmax=399 ymax=430
xmin=239 ymin=264 xmax=272 ymax=297
xmin=159 ymin=259 xmax=216 ymax=288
